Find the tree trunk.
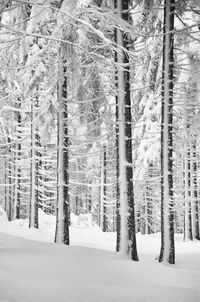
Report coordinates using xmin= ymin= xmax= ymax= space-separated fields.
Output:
xmin=102 ymin=144 xmax=108 ymax=232
xmin=191 ymin=141 xmax=200 ymax=240
xmin=115 ymin=64 xmax=120 ymax=250
xmin=114 ymin=0 xmax=120 ymax=251
xmin=13 ymin=99 xmax=22 ymax=219
xmin=115 ymin=0 xmax=138 ymax=261
xmin=4 ymin=159 xmax=7 ymax=213
xmin=16 ymin=109 xmax=22 ymax=219
xmin=54 ymin=44 xmax=70 ymax=245
xmin=7 ymin=136 xmax=12 ymax=221
xmin=29 ymin=94 xmax=39 ymax=229
xmin=159 ymin=0 xmax=175 ymax=264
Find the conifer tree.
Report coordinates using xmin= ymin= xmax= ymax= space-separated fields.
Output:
xmin=115 ymin=0 xmax=138 ymax=261
xmin=159 ymin=0 xmax=175 ymax=264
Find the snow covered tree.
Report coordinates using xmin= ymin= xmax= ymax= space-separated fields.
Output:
xmin=159 ymin=0 xmax=175 ymax=264
xmin=54 ymin=0 xmax=80 ymax=244
xmin=115 ymin=0 xmax=138 ymax=261
xmin=171 ymin=1 xmax=200 ymax=241
xmin=54 ymin=42 xmax=70 ymax=244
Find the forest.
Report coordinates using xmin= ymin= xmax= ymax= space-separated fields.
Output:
xmin=0 ymin=0 xmax=200 ymax=269
xmin=0 ymin=1 xmax=200 ymax=301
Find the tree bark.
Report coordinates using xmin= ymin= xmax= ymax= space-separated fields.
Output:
xmin=54 ymin=44 xmax=70 ymax=245
xmin=159 ymin=0 xmax=175 ymax=264
xmin=29 ymin=93 xmax=39 ymax=229
xmin=115 ymin=0 xmax=138 ymax=261
xmin=102 ymin=144 xmax=108 ymax=232
xmin=13 ymin=99 xmax=22 ymax=219
xmin=191 ymin=141 xmax=200 ymax=240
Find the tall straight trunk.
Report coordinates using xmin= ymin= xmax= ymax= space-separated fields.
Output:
xmin=54 ymin=44 xmax=70 ymax=245
xmin=86 ymin=185 xmax=92 ymax=213
xmin=4 ymin=159 xmax=7 ymax=213
xmin=100 ymin=148 xmax=104 ymax=229
xmin=115 ymin=72 xmax=120 ymax=250
xmin=16 ymin=110 xmax=21 ymax=219
xmin=102 ymin=144 xmax=108 ymax=232
xmin=191 ymin=141 xmax=200 ymax=240
xmin=35 ymin=91 xmax=40 ymax=227
xmin=184 ymin=152 xmax=191 ymax=240
xmin=29 ymin=102 xmax=35 ymax=228
xmin=7 ymin=136 xmax=12 ymax=221
xmin=159 ymin=0 xmax=175 ymax=264
xmin=183 ymin=100 xmax=193 ymax=240
xmin=29 ymin=94 xmax=39 ymax=229
xmin=115 ymin=0 xmax=138 ymax=261
xmin=114 ymin=0 xmax=120 ymax=251
xmin=187 ymin=146 xmax=193 ymax=240
xmin=13 ymin=100 xmax=22 ymax=219
xmin=146 ymin=165 xmax=153 ymax=234
xmin=13 ymin=143 xmax=18 ymax=219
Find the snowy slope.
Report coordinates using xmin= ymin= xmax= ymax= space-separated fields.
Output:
xmin=0 ymin=212 xmax=199 ymax=302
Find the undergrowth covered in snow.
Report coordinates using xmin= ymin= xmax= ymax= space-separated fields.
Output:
xmin=0 ymin=209 xmax=199 ymax=302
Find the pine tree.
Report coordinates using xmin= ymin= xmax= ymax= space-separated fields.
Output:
xmin=159 ymin=0 xmax=175 ymax=264
xmin=102 ymin=144 xmax=108 ymax=232
xmin=54 ymin=42 xmax=70 ymax=244
xmin=115 ymin=0 xmax=138 ymax=261
xmin=54 ymin=0 xmax=78 ymax=243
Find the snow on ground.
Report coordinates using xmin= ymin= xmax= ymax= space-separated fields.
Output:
xmin=0 ymin=210 xmax=200 ymax=302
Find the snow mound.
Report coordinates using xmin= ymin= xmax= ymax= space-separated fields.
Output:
xmin=10 ymin=218 xmax=28 ymax=227
xmin=0 ymin=207 xmax=8 ymax=222
xmin=71 ymin=213 xmax=98 ymax=229
xmin=39 ymin=209 xmax=56 ymax=225
xmin=10 ymin=209 xmax=56 ymax=228
xmin=10 ymin=210 xmax=98 ymax=230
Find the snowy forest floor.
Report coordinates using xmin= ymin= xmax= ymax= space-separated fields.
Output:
xmin=0 ymin=210 xmax=199 ymax=302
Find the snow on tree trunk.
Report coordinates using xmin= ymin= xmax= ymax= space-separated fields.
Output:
xmin=190 ymin=140 xmax=196 ymax=240
xmin=4 ymin=160 xmax=7 ymax=213
xmin=115 ymin=49 xmax=120 ymax=251
xmin=115 ymin=0 xmax=138 ymax=261
xmin=184 ymin=151 xmax=191 ymax=241
xmin=13 ymin=100 xmax=22 ymax=220
xmin=29 ymin=94 xmax=39 ymax=229
xmin=7 ymin=135 xmax=13 ymax=221
xmin=102 ymin=144 xmax=108 ymax=232
xmin=54 ymin=44 xmax=70 ymax=245
xmin=159 ymin=0 xmax=175 ymax=264
xmin=191 ymin=141 xmax=200 ymax=240
xmin=114 ymin=0 xmax=120 ymax=251
xmin=193 ymin=157 xmax=200 ymax=240
xmin=183 ymin=100 xmax=193 ymax=241
xmin=54 ymin=0 xmax=81 ymax=244
xmin=100 ymin=148 xmax=104 ymax=230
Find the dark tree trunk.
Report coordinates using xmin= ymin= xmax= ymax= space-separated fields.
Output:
xmin=29 ymin=94 xmax=39 ymax=229
xmin=146 ymin=167 xmax=154 ymax=234
xmin=115 ymin=0 xmax=138 ymax=261
xmin=192 ymin=141 xmax=200 ymax=240
xmin=114 ymin=0 xmax=120 ymax=252
xmin=187 ymin=149 xmax=193 ymax=240
xmin=34 ymin=91 xmax=40 ymax=228
xmin=7 ymin=136 xmax=12 ymax=221
xmin=122 ymin=0 xmax=138 ymax=262
xmin=4 ymin=159 xmax=7 ymax=213
xmin=54 ymin=44 xmax=70 ymax=245
xmin=15 ymin=99 xmax=22 ymax=219
xmin=159 ymin=0 xmax=175 ymax=264
xmin=62 ymin=68 xmax=70 ymax=244
xmin=103 ymin=145 xmax=108 ymax=232
xmin=114 ymin=37 xmax=120 ymax=251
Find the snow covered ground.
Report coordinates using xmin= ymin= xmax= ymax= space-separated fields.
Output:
xmin=0 ymin=210 xmax=199 ymax=302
